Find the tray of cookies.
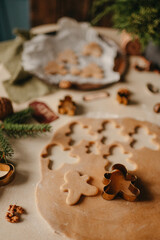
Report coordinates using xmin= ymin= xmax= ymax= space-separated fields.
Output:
xmin=22 ymin=18 xmax=126 ymax=90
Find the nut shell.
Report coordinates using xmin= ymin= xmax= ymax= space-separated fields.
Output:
xmin=154 ymin=103 xmax=160 ymax=113
xmin=0 ymin=97 xmax=13 ymax=120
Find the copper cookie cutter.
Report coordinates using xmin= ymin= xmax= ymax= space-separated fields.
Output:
xmin=102 ymin=164 xmax=140 ymax=201
xmin=0 ymin=163 xmax=15 ymax=186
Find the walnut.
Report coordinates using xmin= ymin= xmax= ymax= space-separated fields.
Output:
xmin=8 ymin=205 xmax=25 ymax=214
xmin=59 ymin=80 xmax=72 ymax=89
xmin=153 ymin=103 xmax=160 ymax=113
xmin=58 ymin=96 xmax=76 ymax=116
xmin=0 ymin=97 xmax=13 ymax=120
xmin=6 ymin=212 xmax=20 ymax=223
xmin=6 ymin=205 xmax=25 ymax=223
xmin=117 ymin=88 xmax=130 ymax=105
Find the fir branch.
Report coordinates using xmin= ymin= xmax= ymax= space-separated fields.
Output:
xmin=91 ymin=6 xmax=111 ymax=26
xmin=0 ymin=130 xmax=14 ymax=162
xmin=91 ymin=0 xmax=160 ymax=47
xmin=3 ymin=123 xmax=51 ymax=138
xmin=0 ymin=107 xmax=52 ymax=162
xmin=4 ymin=108 xmax=34 ymax=124
xmin=91 ymin=0 xmax=113 ymax=25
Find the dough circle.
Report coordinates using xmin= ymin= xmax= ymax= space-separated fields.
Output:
xmin=36 ymin=118 xmax=160 ymax=240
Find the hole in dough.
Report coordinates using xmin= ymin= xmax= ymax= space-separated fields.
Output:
xmin=67 ymin=123 xmax=96 ymax=146
xmin=105 ymin=145 xmax=136 ymax=171
xmin=86 ymin=142 xmax=98 ymax=155
xmin=130 ymin=127 xmax=159 ymax=150
xmin=99 ymin=121 xmax=129 ymax=145
xmin=46 ymin=145 xmax=78 ymax=170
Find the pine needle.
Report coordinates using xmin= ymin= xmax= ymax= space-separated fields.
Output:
xmin=3 ymin=123 xmax=51 ymax=138
xmin=0 ymin=107 xmax=52 ymax=161
xmin=4 ymin=108 xmax=33 ymax=124
xmin=91 ymin=0 xmax=160 ymax=47
xmin=0 ymin=130 xmax=14 ymax=162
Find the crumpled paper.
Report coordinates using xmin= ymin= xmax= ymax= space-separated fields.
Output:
xmin=22 ymin=17 xmax=120 ymax=86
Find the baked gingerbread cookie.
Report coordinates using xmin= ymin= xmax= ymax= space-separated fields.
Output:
xmin=82 ymin=42 xmax=102 ymax=57
xmin=57 ymin=49 xmax=78 ymax=64
xmin=44 ymin=61 xmax=67 ymax=75
xmin=36 ymin=118 xmax=160 ymax=240
xmin=70 ymin=67 xmax=81 ymax=76
xmin=81 ymin=63 xmax=104 ymax=79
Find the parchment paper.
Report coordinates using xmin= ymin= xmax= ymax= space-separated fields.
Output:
xmin=22 ymin=18 xmax=120 ymax=85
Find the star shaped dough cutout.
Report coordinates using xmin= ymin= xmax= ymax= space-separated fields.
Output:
xmin=60 ymin=170 xmax=98 ymax=205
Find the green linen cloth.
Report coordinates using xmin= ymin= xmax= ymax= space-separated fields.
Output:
xmin=3 ymin=77 xmax=56 ymax=104
xmin=0 ymin=29 xmax=55 ymax=103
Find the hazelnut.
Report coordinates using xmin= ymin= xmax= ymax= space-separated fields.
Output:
xmin=0 ymin=97 xmax=13 ymax=120
xmin=154 ymin=103 xmax=160 ymax=113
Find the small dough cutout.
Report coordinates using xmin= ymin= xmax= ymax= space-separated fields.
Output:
xmin=60 ymin=170 xmax=98 ymax=205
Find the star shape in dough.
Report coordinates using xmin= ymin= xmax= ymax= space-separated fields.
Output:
xmin=60 ymin=170 xmax=98 ymax=205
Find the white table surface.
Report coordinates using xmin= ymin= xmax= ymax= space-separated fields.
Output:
xmin=0 ymin=27 xmax=160 ymax=240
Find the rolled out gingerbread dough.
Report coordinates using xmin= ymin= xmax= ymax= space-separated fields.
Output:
xmin=36 ymin=118 xmax=160 ymax=240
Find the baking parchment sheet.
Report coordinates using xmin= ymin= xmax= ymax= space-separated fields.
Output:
xmin=22 ymin=18 xmax=120 ymax=85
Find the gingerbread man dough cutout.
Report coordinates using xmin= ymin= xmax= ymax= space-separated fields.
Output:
xmin=60 ymin=170 xmax=98 ymax=205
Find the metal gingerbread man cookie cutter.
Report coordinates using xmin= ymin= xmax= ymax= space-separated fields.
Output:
xmin=102 ymin=164 xmax=140 ymax=201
